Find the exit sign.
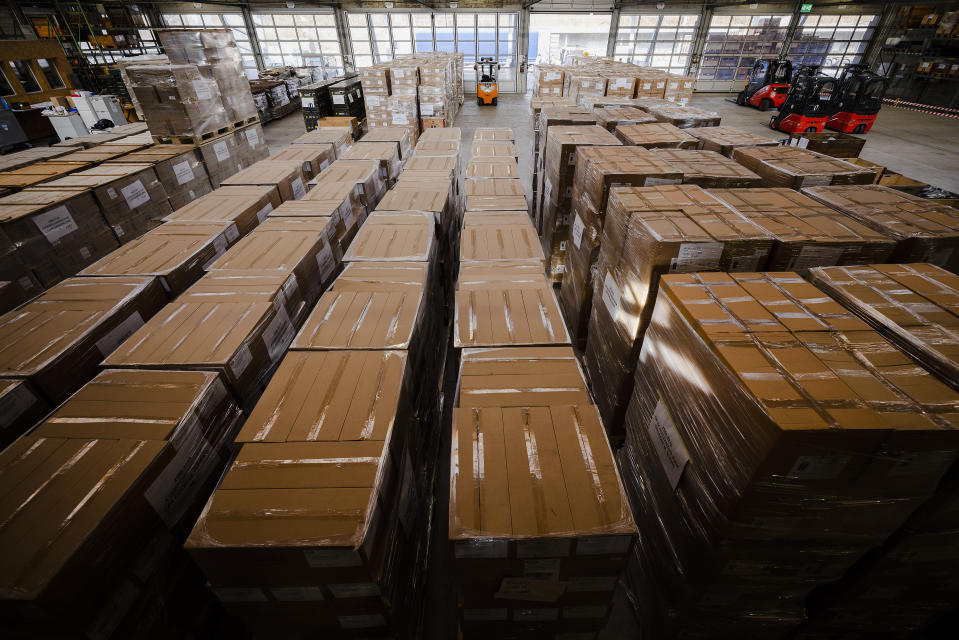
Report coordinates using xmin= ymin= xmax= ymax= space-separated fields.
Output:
xmin=800 ymin=3 xmax=813 ymax=12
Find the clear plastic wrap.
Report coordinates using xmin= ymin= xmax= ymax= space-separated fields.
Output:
xmin=361 ymin=126 xmax=414 ymax=160
xmin=731 ymin=146 xmax=880 ymax=188
xmin=473 ymin=127 xmax=514 ymax=142
xmin=292 ymin=126 xmax=353 ymax=157
xmin=614 ymin=122 xmax=698 ymax=148
xmin=652 ymin=149 xmax=764 ymax=188
xmin=269 ymin=143 xmax=335 ymax=181
xmin=801 ymin=185 xmax=959 ymax=270
xmin=343 ymin=142 xmax=403 ymax=186
xmin=808 ymin=263 xmax=959 ymax=389
xmin=530 ymin=64 xmax=566 ymax=96
xmin=0 ymin=377 xmax=48 ymax=448
xmin=639 ymin=102 xmax=721 ymax=129
xmin=344 ymin=210 xmax=435 ymax=263
xmin=592 ymin=106 xmax=656 ymax=131
xmin=220 ymin=160 xmax=309 ymax=202
xmin=710 ymin=187 xmax=896 ymax=271
xmin=582 ymin=184 xmax=775 ymax=436
xmin=685 ymin=125 xmax=780 ymax=157
xmin=124 ymin=64 xmax=229 ymax=138
xmin=566 ymin=73 xmax=608 ymax=104
xmin=618 ymin=270 xmax=959 ymax=638
xmin=164 ymin=184 xmax=282 ymax=236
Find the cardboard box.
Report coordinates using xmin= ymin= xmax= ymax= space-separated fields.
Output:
xmin=532 ymin=65 xmax=565 ymax=96
xmin=450 ymin=402 xmax=636 ymax=639
xmin=802 ymin=185 xmax=959 ymax=270
xmin=112 ymin=146 xmax=213 ymax=211
xmin=292 ymin=127 xmax=353 ymax=158
xmin=619 ymin=271 xmax=959 ymax=638
xmin=0 ymin=275 xmax=166 ymax=404
xmin=732 ymin=146 xmax=879 ymax=188
xmin=0 ymin=162 xmax=88 ymax=190
xmin=102 ymin=272 xmax=297 ymax=407
xmin=375 ymin=179 xmax=457 ymax=235
xmin=164 ymin=184 xmax=281 ymax=235
xmin=808 ymin=263 xmax=959 ymax=387
xmin=198 ymin=135 xmax=245 ymax=188
xmin=309 ymin=158 xmax=386 ymax=216
xmin=473 ymin=127 xmax=515 ymax=142
xmin=124 ymin=63 xmax=228 ymax=138
xmin=640 ymin=103 xmax=721 ymax=128
xmin=469 ymin=141 xmax=519 ymax=163
xmin=560 ymin=146 xmax=683 ymax=346
xmin=0 ymin=188 xmax=118 ymax=287
xmin=360 ymin=126 xmax=414 ymax=160
xmin=412 ymin=139 xmax=460 ymax=158
xmin=653 ymin=149 xmax=764 ymax=188
xmin=235 ymin=123 xmax=271 ymax=165
xmin=686 ymin=125 xmax=780 ymax=157
xmin=0 ymin=377 xmax=49 ymax=449
xmin=465 ymin=157 xmax=519 ymax=180
xmin=710 ymin=188 xmax=895 ymax=270
xmin=462 ymin=211 xmax=533 ymax=227
xmin=79 ymin=221 xmax=239 ymax=298
xmin=344 ymin=210 xmax=435 ymax=263
xmin=583 ymin=185 xmax=775 ymax=434
xmin=78 ymin=163 xmax=171 ymax=239
xmin=404 ymin=155 xmax=459 ymax=185
xmin=786 ymin=131 xmax=866 ymax=158
xmin=456 ymin=346 xmax=591 ymax=408
xmin=341 ymin=142 xmax=403 ymax=185
xmin=615 ymin=122 xmax=698 ymax=149
xmin=220 ymin=160 xmax=308 ymax=202
xmin=592 ymin=106 xmax=657 ymax=132
xmin=419 ymin=127 xmax=462 ymax=142
xmin=208 ymin=218 xmax=337 ymax=320
xmin=460 ymin=221 xmax=545 ymax=268
xmin=269 ymin=143 xmax=335 ymax=181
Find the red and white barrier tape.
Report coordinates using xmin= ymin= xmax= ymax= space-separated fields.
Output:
xmin=883 ymin=97 xmax=959 ymax=115
xmin=885 ymin=101 xmax=959 ymax=118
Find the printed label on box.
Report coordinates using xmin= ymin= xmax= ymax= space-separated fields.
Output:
xmin=393 ymin=114 xmax=409 ymax=125
xmin=245 ymin=128 xmax=259 ymax=146
xmin=571 ymin=214 xmax=585 ymax=248
xmin=729 ymin=250 xmax=767 ymax=272
xmin=601 ymin=272 xmax=622 ymax=320
xmin=33 ymin=205 xmax=78 ymax=244
xmin=789 ymin=245 xmax=844 ymax=271
xmin=225 ymin=224 xmax=239 ymax=242
xmin=316 ymin=244 xmax=336 ymax=281
xmin=291 ymin=177 xmax=306 ymax=200
xmin=454 ymin=539 xmax=508 ymax=559
xmin=524 ymin=559 xmax=561 ymax=582
xmin=121 ymin=180 xmax=150 ymax=209
xmin=496 ymin=578 xmax=566 ymax=603
xmin=787 ymin=455 xmax=851 ymax=480
xmin=145 ymin=415 xmax=215 ymax=527
xmin=257 ymin=203 xmax=274 ymax=223
xmin=333 ymin=94 xmax=346 ymax=105
xmin=302 ymin=96 xmax=315 ymax=109
xmin=669 ymin=242 xmax=723 ymax=273
xmin=79 ymin=246 xmax=91 ymax=260
xmin=329 ymin=583 xmax=380 ymax=599
xmin=304 ymin=549 xmax=362 ymax=568
xmin=193 ymin=80 xmax=212 ymax=101
xmin=213 ymin=140 xmax=231 ymax=162
xmin=96 ymin=312 xmax=144 ymax=357
xmin=228 ymin=344 xmax=253 ymax=379
xmin=271 ymin=586 xmax=324 ymax=601
xmin=0 ymin=383 xmax=37 ymax=430
xmin=262 ymin=307 xmax=294 ymax=362
xmin=647 ymin=398 xmax=689 ymax=490
xmin=367 ymin=95 xmax=381 ymax=107
xmin=172 ymin=161 xmax=195 ymax=185
xmin=421 ymin=103 xmax=434 ymax=116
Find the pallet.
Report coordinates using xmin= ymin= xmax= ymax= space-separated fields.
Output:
xmin=151 ymin=115 xmax=261 ymax=145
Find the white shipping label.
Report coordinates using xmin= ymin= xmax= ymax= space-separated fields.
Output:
xmin=304 ymin=549 xmax=362 ymax=568
xmin=320 ymin=159 xmax=330 ymax=171
xmin=96 ymin=312 xmax=144 ymax=357
xmin=367 ymin=95 xmax=381 ymax=107
xmin=172 ymin=161 xmax=195 ymax=185
xmin=213 ymin=140 xmax=231 ymax=162
xmin=524 ymin=559 xmax=561 ymax=582
xmin=790 ymin=245 xmax=845 ymax=271
xmin=79 ymin=246 xmax=91 ymax=260
xmin=107 ymin=187 xmax=119 ymax=200
xmin=112 ymin=224 xmax=125 ymax=238
xmin=316 ymin=244 xmax=336 ymax=281
xmin=787 ymin=455 xmax=851 ymax=480
xmin=393 ymin=114 xmax=409 ymax=125
xmin=544 ymin=178 xmax=553 ymax=204
xmin=245 ymin=128 xmax=259 ymax=146
xmin=193 ymin=80 xmax=212 ymax=101
xmin=601 ymin=272 xmax=622 ymax=320
xmin=332 ymin=94 xmax=346 ymax=105
xmin=33 ymin=205 xmax=78 ymax=244
xmin=421 ymin=103 xmax=435 ymax=116
xmin=282 ymin=274 xmax=298 ymax=301
xmin=572 ymin=214 xmax=585 ymax=249
xmin=256 ymin=203 xmax=274 ymax=223
xmin=454 ymin=539 xmax=508 ymax=559
xmin=338 ymin=614 xmax=386 ymax=630
xmin=121 ymin=180 xmax=151 ymax=210
xmin=271 ymin=587 xmax=325 ymax=601
xmin=145 ymin=417 xmax=215 ymax=527
xmin=213 ymin=588 xmax=267 ymax=603
xmin=798 ymin=137 xmax=810 ymax=149
xmin=729 ymin=250 xmax=767 ymax=272
xmin=328 ymin=583 xmax=380 ymax=599
xmin=647 ymin=399 xmax=690 ymax=490
xmin=302 ymin=96 xmax=315 ymax=109
xmin=291 ymin=177 xmax=306 ymax=200
xmin=262 ymin=307 xmax=294 ymax=362
xmin=669 ymin=242 xmax=724 ymax=273
xmin=228 ymin=344 xmax=253 ymax=379
xmin=344 ymin=204 xmax=356 ymax=228
xmin=225 ymin=224 xmax=239 ymax=242
xmin=0 ymin=383 xmax=38 ymax=430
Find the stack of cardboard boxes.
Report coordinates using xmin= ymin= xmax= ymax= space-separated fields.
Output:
xmin=532 ymin=59 xmax=695 ymax=106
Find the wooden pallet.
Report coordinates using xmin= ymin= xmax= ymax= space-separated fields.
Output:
xmin=151 ymin=115 xmax=261 ymax=145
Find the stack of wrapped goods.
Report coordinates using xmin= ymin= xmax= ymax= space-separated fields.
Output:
xmin=125 ymin=63 xmax=229 ymax=143
xmin=105 ymin=144 xmax=214 ymax=210
xmin=583 ymin=185 xmax=776 ymax=438
xmin=652 ymin=149 xmax=763 ymax=188
xmin=531 ymin=64 xmax=566 ymax=96
xmin=184 ymin=128 xmax=456 ymax=639
xmin=532 ymin=59 xmax=694 ymax=107
xmin=732 ymin=146 xmax=880 ymax=188
xmin=686 ymin=125 xmax=780 ymax=156
xmin=418 ymin=56 xmax=456 ymax=129
xmin=559 ymin=147 xmax=683 ymax=347
xmin=617 ymin=271 xmax=959 ymax=638
xmin=452 ymin=128 xmax=637 ymax=639
xmin=532 ymin=106 xmax=597 ymax=234
xmin=540 ymin=125 xmax=621 ymax=283
xmin=801 ymin=184 xmax=959 ymax=271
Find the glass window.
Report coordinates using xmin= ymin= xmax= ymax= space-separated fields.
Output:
xmin=699 ymin=14 xmax=792 ymax=81
xmin=789 ymin=13 xmax=876 ymax=75
xmin=616 ymin=14 xmax=699 ymax=71
xmin=37 ymin=58 xmax=65 ymax=89
xmin=7 ymin=60 xmax=40 ymax=93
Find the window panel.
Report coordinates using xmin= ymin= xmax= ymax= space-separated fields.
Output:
xmin=700 ymin=14 xmax=792 ymax=83
xmin=617 ymin=14 xmax=699 ymax=72
xmin=790 ymin=14 xmax=876 ymax=74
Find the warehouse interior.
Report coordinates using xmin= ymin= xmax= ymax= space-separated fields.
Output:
xmin=1 ymin=1 xmax=959 ymax=639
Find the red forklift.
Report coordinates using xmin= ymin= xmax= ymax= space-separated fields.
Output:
xmin=769 ymin=66 xmax=838 ymax=134
xmin=736 ymin=58 xmax=793 ymax=111
xmin=825 ymin=64 xmax=888 ymax=134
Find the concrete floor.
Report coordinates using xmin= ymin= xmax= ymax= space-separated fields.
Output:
xmin=260 ymin=92 xmax=959 ymax=639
